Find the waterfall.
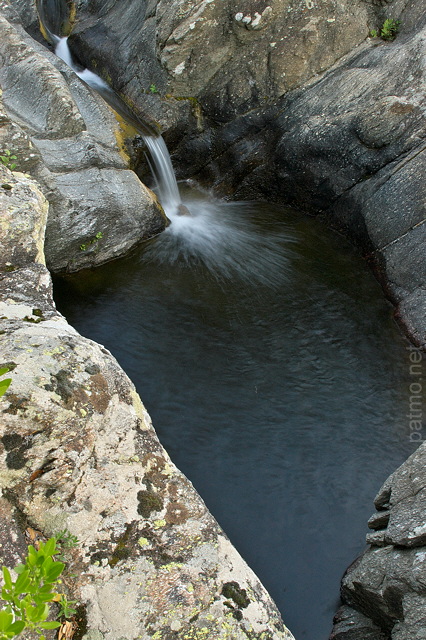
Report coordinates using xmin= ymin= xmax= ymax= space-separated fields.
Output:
xmin=53 ymin=35 xmax=182 ymax=215
xmin=37 ymin=1 xmax=294 ymax=284
xmin=142 ymin=136 xmax=182 ymax=215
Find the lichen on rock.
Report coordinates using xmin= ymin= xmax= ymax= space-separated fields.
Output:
xmin=0 ymin=160 xmax=294 ymax=639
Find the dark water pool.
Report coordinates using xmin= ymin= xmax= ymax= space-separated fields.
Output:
xmin=53 ymin=191 xmax=416 ymax=639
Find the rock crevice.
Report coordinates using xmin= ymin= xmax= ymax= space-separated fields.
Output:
xmin=0 ymin=162 xmax=294 ymax=639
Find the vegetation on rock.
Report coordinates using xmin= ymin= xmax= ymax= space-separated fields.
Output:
xmin=0 ymin=538 xmax=69 ymax=640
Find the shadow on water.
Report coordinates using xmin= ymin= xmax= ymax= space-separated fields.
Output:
xmin=53 ymin=185 xmax=417 ymax=640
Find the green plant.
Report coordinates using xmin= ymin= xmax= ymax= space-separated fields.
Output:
xmin=55 ymin=530 xmax=79 ymax=552
xmin=0 ymin=368 xmax=12 ymax=398
xmin=0 ymin=151 xmax=17 ymax=171
xmin=380 ymin=18 xmax=400 ymax=40
xmin=0 ymin=538 xmax=65 ymax=639
xmin=80 ymin=231 xmax=103 ymax=251
xmin=369 ymin=19 xmax=400 ymax=41
xmin=149 ymin=84 xmax=158 ymax=94
xmin=56 ymin=594 xmax=76 ymax=620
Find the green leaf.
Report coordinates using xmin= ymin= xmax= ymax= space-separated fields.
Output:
xmin=34 ymin=592 xmax=56 ymax=604
xmin=14 ymin=569 xmax=30 ymax=594
xmin=43 ymin=538 xmax=56 ymax=557
xmin=44 ymin=561 xmax=64 ymax=583
xmin=14 ymin=564 xmax=26 ymax=574
xmin=0 ymin=368 xmax=9 ymax=376
xmin=38 ymin=584 xmax=55 ymax=595
xmin=39 ymin=621 xmax=61 ymax=630
xmin=25 ymin=603 xmax=45 ymax=622
xmin=1 ymin=587 xmax=11 ymax=602
xmin=41 ymin=556 xmax=53 ymax=573
xmin=36 ymin=554 xmax=47 ymax=568
xmin=2 ymin=568 xmax=12 ymax=590
xmin=0 ymin=610 xmax=13 ymax=632
xmin=27 ymin=544 xmax=37 ymax=559
xmin=7 ymin=621 xmax=25 ymax=635
xmin=38 ymin=603 xmax=49 ymax=621
xmin=0 ymin=379 xmax=11 ymax=397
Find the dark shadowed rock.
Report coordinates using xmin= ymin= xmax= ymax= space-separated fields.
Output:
xmin=331 ymin=442 xmax=426 ymax=639
xmin=330 ymin=605 xmax=386 ymax=640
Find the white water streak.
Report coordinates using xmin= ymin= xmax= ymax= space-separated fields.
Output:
xmin=54 ymin=38 xmax=181 ymax=212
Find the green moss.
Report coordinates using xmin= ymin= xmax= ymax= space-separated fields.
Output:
xmin=221 ymin=582 xmax=250 ymax=609
xmin=23 ymin=316 xmax=42 ymax=324
xmin=137 ymin=490 xmax=163 ymax=518
xmin=0 ymin=362 xmax=17 ymax=372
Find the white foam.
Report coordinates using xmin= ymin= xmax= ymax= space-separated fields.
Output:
xmin=143 ymin=189 xmax=293 ymax=287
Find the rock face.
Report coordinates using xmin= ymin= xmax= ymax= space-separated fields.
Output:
xmin=31 ymin=0 xmax=424 ymax=347
xmin=330 ymin=440 xmax=426 ymax=640
xmin=1 ymin=0 xmax=425 ymax=637
xmin=172 ymin=16 xmax=426 ymax=348
xmin=70 ymin=0 xmax=379 ymax=122
xmin=0 ymin=5 xmax=167 ymax=273
xmin=0 ymin=163 xmax=294 ymax=639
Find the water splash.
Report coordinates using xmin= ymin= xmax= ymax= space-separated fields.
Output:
xmin=142 ymin=187 xmax=295 ymax=287
xmin=47 ymin=23 xmax=292 ymax=284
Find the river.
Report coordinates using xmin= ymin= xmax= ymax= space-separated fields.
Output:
xmin=53 ymin=186 xmax=416 ymax=639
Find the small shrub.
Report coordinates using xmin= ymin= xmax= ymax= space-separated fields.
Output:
xmin=0 ymin=151 xmax=17 ymax=171
xmin=380 ymin=18 xmax=400 ymax=41
xmin=369 ymin=19 xmax=400 ymax=41
xmin=0 ymin=538 xmax=65 ymax=639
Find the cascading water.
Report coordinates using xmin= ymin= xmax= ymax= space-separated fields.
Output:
xmin=53 ymin=36 xmax=182 ymax=217
xmin=40 ymin=18 xmax=294 ymax=284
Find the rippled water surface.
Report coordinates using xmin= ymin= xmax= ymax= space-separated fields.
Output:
xmin=53 ymin=188 xmax=416 ymax=639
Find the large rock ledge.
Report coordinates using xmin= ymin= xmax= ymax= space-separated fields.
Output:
xmin=0 ymin=163 xmax=294 ymax=640
xmin=331 ymin=440 xmax=426 ymax=640
xmin=0 ymin=6 xmax=167 ymax=274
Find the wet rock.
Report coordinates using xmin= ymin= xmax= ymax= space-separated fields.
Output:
xmin=8 ymin=0 xmax=425 ymax=343
xmin=0 ymin=166 xmax=294 ymax=639
xmin=45 ymin=167 xmax=165 ymax=272
xmin=0 ymin=9 xmax=167 ymax=273
xmin=187 ymin=23 xmax=426 ymax=347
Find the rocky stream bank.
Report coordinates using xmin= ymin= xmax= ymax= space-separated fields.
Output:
xmin=0 ymin=0 xmax=425 ymax=638
xmin=0 ymin=162 xmax=294 ymax=639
